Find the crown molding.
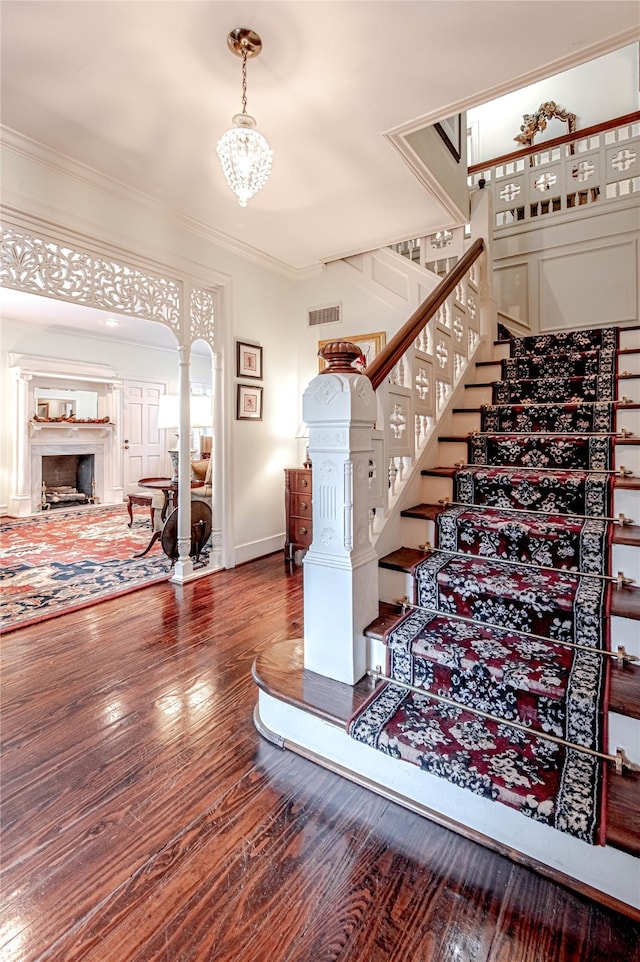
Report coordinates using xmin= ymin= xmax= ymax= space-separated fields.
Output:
xmin=0 ymin=126 xmax=304 ymax=280
xmin=385 ymin=28 xmax=639 ymax=140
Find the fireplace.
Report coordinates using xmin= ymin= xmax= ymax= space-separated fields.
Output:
xmin=9 ymin=353 xmax=124 ymax=517
xmin=30 ymin=440 xmax=107 ymax=514
xmin=41 ymin=453 xmax=96 ymax=508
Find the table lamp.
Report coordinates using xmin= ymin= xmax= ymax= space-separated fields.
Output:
xmin=158 ymin=394 xmax=212 ymax=482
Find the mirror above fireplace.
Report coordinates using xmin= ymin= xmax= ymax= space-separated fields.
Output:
xmin=34 ymin=387 xmax=99 ymax=420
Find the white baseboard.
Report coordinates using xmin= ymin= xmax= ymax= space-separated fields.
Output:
xmin=234 ymin=533 xmax=284 ymax=567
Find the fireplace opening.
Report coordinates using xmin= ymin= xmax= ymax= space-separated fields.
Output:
xmin=41 ymin=454 xmax=96 ymax=509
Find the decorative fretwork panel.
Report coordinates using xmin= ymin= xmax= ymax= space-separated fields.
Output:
xmin=386 ymin=388 xmax=413 ymax=458
xmin=189 ymin=288 xmax=216 ymax=346
xmin=0 ymin=227 xmax=181 ymax=331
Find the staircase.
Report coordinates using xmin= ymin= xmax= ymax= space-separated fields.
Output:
xmin=352 ymin=321 xmax=639 ymax=847
xmin=254 ymin=320 xmax=640 ymax=916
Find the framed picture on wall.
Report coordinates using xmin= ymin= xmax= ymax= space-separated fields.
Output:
xmin=317 ymin=331 xmax=386 ymax=372
xmin=237 ymin=383 xmax=263 ymax=421
xmin=236 ymin=341 xmax=263 ymax=379
xmin=434 ymin=114 xmax=462 ymax=163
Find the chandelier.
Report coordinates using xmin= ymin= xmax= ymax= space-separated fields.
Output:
xmin=216 ymin=28 xmax=272 ymax=208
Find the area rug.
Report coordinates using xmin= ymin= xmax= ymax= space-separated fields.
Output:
xmin=1 ymin=504 xmax=171 ymax=633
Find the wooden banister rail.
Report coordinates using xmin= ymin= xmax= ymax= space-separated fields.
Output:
xmin=365 ymin=237 xmax=485 ymax=391
xmin=468 ymin=111 xmax=640 ymax=176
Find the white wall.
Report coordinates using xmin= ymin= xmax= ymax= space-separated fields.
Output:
xmin=294 ymin=266 xmax=409 ymax=419
xmin=469 ymin=43 xmax=639 ymax=162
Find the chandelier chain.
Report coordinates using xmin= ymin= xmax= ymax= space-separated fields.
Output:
xmin=241 ymin=50 xmax=248 ymax=114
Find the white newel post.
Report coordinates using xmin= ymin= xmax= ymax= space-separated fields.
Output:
xmin=302 ymin=343 xmax=379 ymax=685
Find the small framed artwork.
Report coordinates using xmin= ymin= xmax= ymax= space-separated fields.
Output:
xmin=37 ymin=402 xmax=49 ymax=418
xmin=434 ymin=114 xmax=462 ymax=163
xmin=237 ymin=383 xmax=263 ymax=421
xmin=318 ymin=331 xmax=386 ymax=372
xmin=237 ymin=341 xmax=263 ymax=379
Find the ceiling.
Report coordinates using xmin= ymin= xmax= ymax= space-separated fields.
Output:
xmin=1 ymin=2 xmax=638 ymax=347
xmin=1 ymin=0 xmax=638 ymax=276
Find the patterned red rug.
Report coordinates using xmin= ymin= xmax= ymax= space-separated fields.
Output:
xmin=1 ymin=505 xmax=170 ymax=633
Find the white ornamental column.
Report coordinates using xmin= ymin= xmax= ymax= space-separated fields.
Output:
xmin=10 ymin=369 xmax=32 ymax=516
xmin=302 ymin=341 xmax=379 ymax=685
xmin=172 ymin=343 xmax=194 ymax=583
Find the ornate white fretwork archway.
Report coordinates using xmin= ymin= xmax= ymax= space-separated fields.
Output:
xmin=0 ymin=222 xmax=224 ymax=580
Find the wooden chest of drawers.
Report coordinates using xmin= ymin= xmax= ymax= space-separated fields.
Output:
xmin=284 ymin=468 xmax=312 ymax=563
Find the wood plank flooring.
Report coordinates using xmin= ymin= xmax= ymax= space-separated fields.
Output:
xmin=1 ymin=553 xmax=639 ymax=961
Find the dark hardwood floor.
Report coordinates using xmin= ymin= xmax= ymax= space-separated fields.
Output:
xmin=1 ymin=553 xmax=639 ymax=961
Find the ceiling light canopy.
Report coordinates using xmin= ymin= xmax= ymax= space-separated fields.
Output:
xmin=216 ymin=28 xmax=272 ymax=208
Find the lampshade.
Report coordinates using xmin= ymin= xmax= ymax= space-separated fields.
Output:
xmin=190 ymin=395 xmax=212 ymax=428
xmin=217 ymin=28 xmax=272 ymax=207
xmin=157 ymin=394 xmax=180 ymax=430
xmin=157 ymin=394 xmax=212 ymax=430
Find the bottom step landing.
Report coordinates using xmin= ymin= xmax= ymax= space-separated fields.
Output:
xmin=253 ymin=638 xmax=640 ymax=920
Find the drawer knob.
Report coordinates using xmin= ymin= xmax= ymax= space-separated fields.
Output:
xmin=300 ymin=479 xmax=308 ymax=488
xmin=300 ymin=501 xmax=307 ymax=510
xmin=300 ymin=526 xmax=307 ymax=535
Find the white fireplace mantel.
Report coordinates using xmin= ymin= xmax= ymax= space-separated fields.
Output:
xmin=8 ymin=354 xmax=124 ymax=516
xmin=28 ymin=421 xmax=115 ymax=439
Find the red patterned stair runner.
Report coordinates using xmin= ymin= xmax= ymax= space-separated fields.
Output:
xmin=349 ymin=325 xmax=619 ymax=843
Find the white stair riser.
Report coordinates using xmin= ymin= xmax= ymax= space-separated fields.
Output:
xmin=619 ymin=445 xmax=640 ymax=475
xmin=420 ymin=475 xmax=454 ymax=501
xmin=608 ymin=712 xmax=640 ymax=766
xmin=611 ymin=616 xmax=640 ymax=660
xmin=620 ymin=330 xmax=639 ymax=350
xmin=613 ymin=543 xmax=640 ymax=585
xmin=451 ymin=411 xmax=482 ymax=433
xmin=620 ymin=353 xmax=640 ymax=376
xmin=399 ymin=516 xmax=434 ymax=547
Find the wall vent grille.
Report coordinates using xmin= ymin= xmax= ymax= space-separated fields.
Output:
xmin=307 ymin=304 xmax=341 ymax=327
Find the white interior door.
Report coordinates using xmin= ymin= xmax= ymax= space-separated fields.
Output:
xmin=122 ymin=380 xmax=167 ymax=493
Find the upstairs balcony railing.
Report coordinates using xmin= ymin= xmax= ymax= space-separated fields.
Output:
xmin=467 ymin=111 xmax=639 ymax=229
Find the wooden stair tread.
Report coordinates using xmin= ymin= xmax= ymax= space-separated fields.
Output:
xmin=421 ymin=466 xmax=456 ymax=478
xmin=253 ymin=638 xmax=374 ymax=727
xmin=254 ymin=638 xmax=640 ymax=858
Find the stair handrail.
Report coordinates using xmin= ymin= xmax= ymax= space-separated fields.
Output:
xmin=467 ymin=110 xmax=640 ymax=176
xmin=365 ymin=237 xmax=485 ymax=391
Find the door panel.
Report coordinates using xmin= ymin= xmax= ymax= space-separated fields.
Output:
xmin=123 ymin=381 xmax=167 ymax=493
